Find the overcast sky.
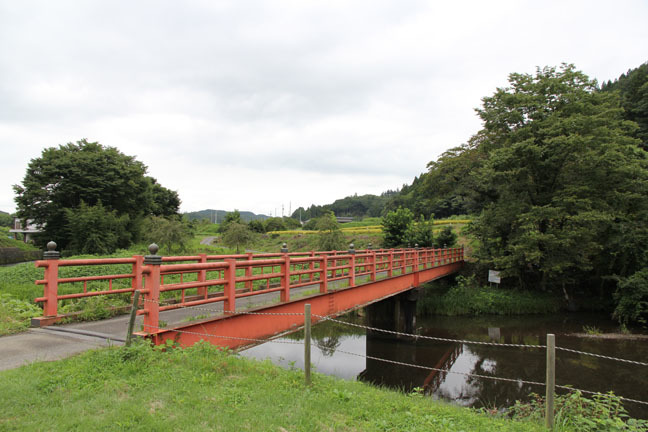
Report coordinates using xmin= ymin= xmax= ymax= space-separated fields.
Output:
xmin=1 ymin=1 xmax=647 ymax=216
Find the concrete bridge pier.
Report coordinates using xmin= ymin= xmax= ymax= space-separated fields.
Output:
xmin=366 ymin=288 xmax=420 ymax=337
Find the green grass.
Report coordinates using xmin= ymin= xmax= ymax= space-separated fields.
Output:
xmin=0 ymin=342 xmax=543 ymax=431
xmin=0 ymin=227 xmax=38 ymax=252
xmin=418 ymin=276 xmax=564 ymax=316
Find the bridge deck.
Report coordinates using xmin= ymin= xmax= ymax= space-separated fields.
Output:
xmin=33 ymin=247 xmax=464 ymax=348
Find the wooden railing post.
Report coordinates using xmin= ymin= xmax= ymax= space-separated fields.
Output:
xmin=224 ymin=259 xmax=236 ymax=312
xmin=143 ymin=244 xmax=161 ymax=333
xmin=42 ymin=241 xmax=60 ymax=317
xmin=388 ymin=250 xmax=394 ymax=277
xmin=131 ymin=255 xmax=144 ymax=296
xmin=320 ymin=256 xmax=328 ymax=293
xmin=197 ymin=253 xmax=207 ymax=297
xmin=281 ymin=254 xmax=291 ymax=302
xmin=309 ymin=251 xmax=315 ymax=283
xmin=348 ymin=244 xmax=356 ymax=287
xmin=370 ymin=250 xmax=377 ymax=281
xmin=245 ymin=252 xmax=253 ymax=291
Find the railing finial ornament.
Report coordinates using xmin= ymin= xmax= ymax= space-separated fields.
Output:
xmin=144 ymin=243 xmax=162 ymax=265
xmin=44 ymin=241 xmax=60 ymax=260
xmin=280 ymin=242 xmax=288 ymax=253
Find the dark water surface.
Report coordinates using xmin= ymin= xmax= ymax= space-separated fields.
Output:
xmin=241 ymin=311 xmax=648 ymax=419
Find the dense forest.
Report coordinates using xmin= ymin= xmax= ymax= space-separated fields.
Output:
xmin=386 ymin=63 xmax=648 ymax=323
xmin=294 ymin=63 xmax=648 ymax=324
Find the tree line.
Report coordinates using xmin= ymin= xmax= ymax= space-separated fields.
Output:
xmin=388 ymin=63 xmax=648 ymax=324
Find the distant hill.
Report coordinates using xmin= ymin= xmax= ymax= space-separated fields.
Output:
xmin=183 ymin=209 xmax=270 ymax=223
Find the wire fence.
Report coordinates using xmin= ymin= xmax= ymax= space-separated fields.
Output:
xmin=137 ymin=298 xmax=648 ymax=408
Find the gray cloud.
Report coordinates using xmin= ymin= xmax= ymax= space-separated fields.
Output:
xmin=2 ymin=1 xmax=647 ymax=214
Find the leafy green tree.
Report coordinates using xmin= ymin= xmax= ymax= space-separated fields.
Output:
xmin=315 ymin=212 xmax=345 ymax=251
xmin=434 ymin=226 xmax=457 ymax=248
xmin=0 ymin=212 xmax=13 ymax=228
xmin=247 ymin=219 xmax=265 ymax=233
xmin=406 ymin=216 xmax=434 ymax=247
xmin=613 ymin=268 xmax=648 ymax=325
xmin=64 ymin=201 xmax=130 ymax=254
xmin=222 ymin=222 xmax=253 ymax=253
xmin=467 ymin=65 xmax=648 ymax=308
xmin=602 ymin=62 xmax=648 ymax=151
xmin=264 ymin=217 xmax=286 ymax=232
xmin=283 ymin=217 xmax=301 ymax=230
xmin=382 ymin=207 xmax=414 ymax=247
xmin=13 ymin=139 xmax=180 ymax=250
xmin=218 ymin=210 xmax=242 ymax=233
xmin=302 ymin=218 xmax=318 ymax=230
xmin=143 ymin=216 xmax=194 ymax=254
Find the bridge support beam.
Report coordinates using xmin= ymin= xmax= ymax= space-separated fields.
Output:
xmin=366 ymin=288 xmax=420 ymax=337
xmin=141 ymin=262 xmax=462 ymax=349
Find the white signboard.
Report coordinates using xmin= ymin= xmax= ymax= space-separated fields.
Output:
xmin=488 ymin=270 xmax=501 ymax=284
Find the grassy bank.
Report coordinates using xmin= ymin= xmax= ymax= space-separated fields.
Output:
xmin=0 ymin=342 xmax=542 ymax=431
xmin=419 ymin=276 xmax=564 ymax=316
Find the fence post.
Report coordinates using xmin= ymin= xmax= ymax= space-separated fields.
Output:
xmin=281 ymin=254 xmax=291 ymax=302
xmin=125 ymin=290 xmax=141 ymax=346
xmin=546 ymin=334 xmax=555 ymax=430
xmin=388 ymin=250 xmax=394 ymax=277
xmin=224 ymin=259 xmax=236 ymax=313
xmin=143 ymin=244 xmax=161 ymax=334
xmin=197 ymin=253 xmax=207 ymax=297
xmin=320 ymin=256 xmax=328 ymax=293
xmin=41 ymin=241 xmax=60 ymax=317
xmin=304 ymin=303 xmax=312 ymax=386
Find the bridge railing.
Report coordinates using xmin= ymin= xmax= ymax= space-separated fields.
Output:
xmin=32 ymin=244 xmax=464 ymax=327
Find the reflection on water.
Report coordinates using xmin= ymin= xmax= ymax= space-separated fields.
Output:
xmin=241 ymin=312 xmax=648 ymax=419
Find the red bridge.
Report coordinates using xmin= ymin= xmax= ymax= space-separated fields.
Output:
xmin=33 ymin=244 xmax=464 ymax=348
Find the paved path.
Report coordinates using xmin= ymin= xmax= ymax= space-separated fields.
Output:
xmin=0 ymin=283 xmax=324 ymax=372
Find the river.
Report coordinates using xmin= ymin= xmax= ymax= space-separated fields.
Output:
xmin=241 ymin=310 xmax=648 ymax=419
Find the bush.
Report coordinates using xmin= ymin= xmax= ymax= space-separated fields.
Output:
xmin=0 ymin=294 xmax=42 ymax=335
xmin=614 ymin=268 xmax=648 ymax=325
xmin=509 ymin=390 xmax=648 ymax=431
xmin=418 ymin=276 xmax=563 ymax=316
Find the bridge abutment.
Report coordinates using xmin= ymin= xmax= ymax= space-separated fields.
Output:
xmin=366 ymin=288 xmax=420 ymax=337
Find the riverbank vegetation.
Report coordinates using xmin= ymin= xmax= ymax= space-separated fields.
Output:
xmin=382 ymin=63 xmax=648 ymax=326
xmin=0 ymin=341 xmax=544 ymax=431
xmin=418 ymin=276 xmax=563 ymax=316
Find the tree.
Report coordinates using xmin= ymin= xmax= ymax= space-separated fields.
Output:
xmin=406 ymin=215 xmax=434 ymax=247
xmin=143 ymin=216 xmax=194 ymax=254
xmin=434 ymin=226 xmax=457 ymax=248
xmin=0 ymin=212 xmax=12 ymax=228
xmin=264 ymin=217 xmax=286 ymax=232
xmin=248 ymin=219 xmax=265 ymax=233
xmin=466 ymin=65 xmax=648 ymax=308
xmin=315 ymin=212 xmax=345 ymax=251
xmin=382 ymin=207 xmax=414 ymax=247
xmin=13 ymin=139 xmax=180 ymax=251
xmin=222 ymin=222 xmax=254 ymax=253
xmin=64 ymin=201 xmax=130 ymax=255
xmin=218 ymin=210 xmax=242 ymax=233
xmin=601 ymin=62 xmax=648 ymax=151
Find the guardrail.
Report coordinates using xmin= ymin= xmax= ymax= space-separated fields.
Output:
xmin=32 ymin=242 xmax=464 ymax=327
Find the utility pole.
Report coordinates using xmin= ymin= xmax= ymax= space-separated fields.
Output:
xmin=282 ymin=204 xmax=284 ymax=218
